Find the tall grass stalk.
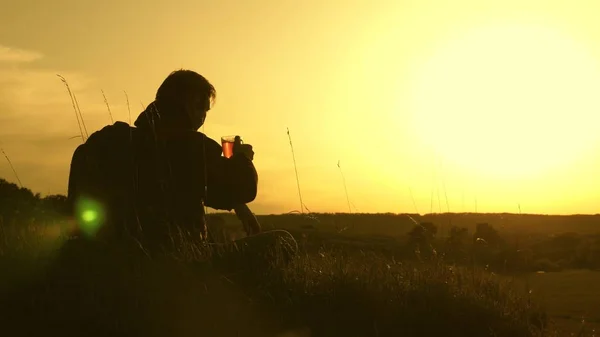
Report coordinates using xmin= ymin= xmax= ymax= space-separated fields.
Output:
xmin=101 ymin=89 xmax=114 ymax=124
xmin=430 ymin=187 xmax=434 ymax=214
xmin=440 ymin=159 xmax=450 ymax=213
xmin=124 ymin=91 xmax=131 ymax=125
xmin=57 ymin=74 xmax=87 ymax=142
xmin=1 ymin=148 xmax=22 ymax=187
xmin=337 ymin=160 xmax=352 ymax=213
xmin=430 ymin=160 xmax=435 ymax=214
xmin=432 ymin=161 xmax=442 ymax=214
xmin=73 ymin=92 xmax=88 ymax=140
xmin=409 ymin=186 xmax=419 ymax=214
xmin=286 ymin=127 xmax=304 ymax=214
xmin=439 ymin=159 xmax=451 ymax=236
xmin=436 ymin=185 xmax=442 ymax=213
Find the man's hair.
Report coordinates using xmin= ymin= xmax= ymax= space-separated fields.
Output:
xmin=155 ymin=69 xmax=216 ymax=108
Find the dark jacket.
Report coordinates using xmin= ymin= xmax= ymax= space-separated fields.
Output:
xmin=67 ymin=103 xmax=258 ymax=240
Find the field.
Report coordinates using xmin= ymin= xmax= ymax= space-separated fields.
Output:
xmin=2 ymin=200 xmax=600 ymax=336
xmin=523 ymin=270 xmax=600 ymax=333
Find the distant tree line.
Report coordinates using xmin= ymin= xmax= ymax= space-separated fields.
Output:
xmin=406 ymin=221 xmax=600 ymax=273
xmin=256 ymin=213 xmax=600 ymax=274
xmin=0 ymin=178 xmax=69 ymax=226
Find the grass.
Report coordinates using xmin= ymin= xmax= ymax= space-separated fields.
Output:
xmin=249 ymin=250 xmax=547 ymax=337
xmin=0 ymin=217 xmax=581 ymax=337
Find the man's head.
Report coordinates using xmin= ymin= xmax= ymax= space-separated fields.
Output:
xmin=155 ymin=69 xmax=216 ymax=131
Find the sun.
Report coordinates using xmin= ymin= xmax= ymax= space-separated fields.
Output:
xmin=409 ymin=23 xmax=600 ymax=181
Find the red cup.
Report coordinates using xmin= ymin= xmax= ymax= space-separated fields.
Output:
xmin=221 ymin=135 xmax=241 ymax=158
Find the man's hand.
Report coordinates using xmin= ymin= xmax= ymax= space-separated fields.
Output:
xmin=234 ymin=204 xmax=261 ymax=236
xmin=234 ymin=144 xmax=254 ymax=161
xmin=233 ymin=136 xmax=254 ymax=161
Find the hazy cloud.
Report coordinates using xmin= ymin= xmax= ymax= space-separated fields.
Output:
xmin=0 ymin=45 xmax=43 ymax=63
xmin=0 ymin=44 xmax=116 ymax=195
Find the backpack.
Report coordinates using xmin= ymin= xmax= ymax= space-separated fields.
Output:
xmin=67 ymin=121 xmax=210 ymax=244
xmin=67 ymin=121 xmax=138 ymax=239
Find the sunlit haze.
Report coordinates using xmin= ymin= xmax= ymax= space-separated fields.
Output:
xmin=2 ymin=0 xmax=600 ymax=214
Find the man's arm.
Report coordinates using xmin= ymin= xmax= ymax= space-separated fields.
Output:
xmin=201 ymin=137 xmax=258 ymax=210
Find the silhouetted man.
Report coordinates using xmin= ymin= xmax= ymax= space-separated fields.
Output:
xmin=67 ymin=69 xmax=261 ymax=250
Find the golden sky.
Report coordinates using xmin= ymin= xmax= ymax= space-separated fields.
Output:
xmin=2 ymin=0 xmax=600 ymax=215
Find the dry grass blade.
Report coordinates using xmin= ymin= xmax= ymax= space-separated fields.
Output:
xmin=1 ymin=147 xmax=22 ymax=187
xmin=409 ymin=186 xmax=419 ymax=214
xmin=287 ymin=127 xmax=304 ymax=214
xmin=73 ymin=94 xmax=89 ymax=139
xmin=337 ymin=160 xmax=352 ymax=213
xmin=124 ymin=90 xmax=131 ymax=125
xmin=101 ymin=89 xmax=114 ymax=124
xmin=57 ymin=74 xmax=86 ymax=142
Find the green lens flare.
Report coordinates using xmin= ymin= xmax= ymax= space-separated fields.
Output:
xmin=75 ymin=197 xmax=106 ymax=238
xmin=82 ymin=210 xmax=98 ymax=222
